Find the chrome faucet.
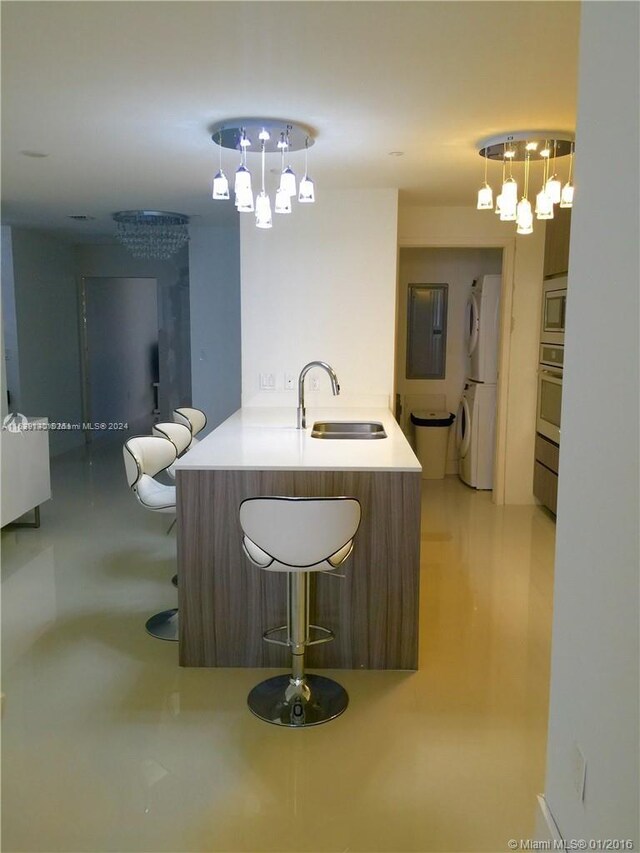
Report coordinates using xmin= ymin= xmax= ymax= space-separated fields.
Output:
xmin=297 ymin=361 xmax=340 ymax=429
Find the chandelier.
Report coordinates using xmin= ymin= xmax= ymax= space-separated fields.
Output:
xmin=476 ymin=132 xmax=575 ymax=235
xmin=210 ymin=118 xmax=315 ymax=230
xmin=112 ymin=210 xmax=190 ymax=259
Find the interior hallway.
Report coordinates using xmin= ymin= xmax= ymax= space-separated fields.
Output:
xmin=1 ymin=440 xmax=556 ymax=853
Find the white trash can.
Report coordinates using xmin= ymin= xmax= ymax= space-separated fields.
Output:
xmin=410 ymin=410 xmax=456 ymax=480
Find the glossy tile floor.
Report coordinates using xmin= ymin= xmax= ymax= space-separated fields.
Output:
xmin=1 ymin=440 xmax=556 ymax=853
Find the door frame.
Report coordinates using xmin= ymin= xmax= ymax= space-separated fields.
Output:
xmin=396 ymin=239 xmax=515 ymax=506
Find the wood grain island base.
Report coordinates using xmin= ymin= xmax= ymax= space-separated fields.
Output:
xmin=176 ymin=467 xmax=421 ymax=670
xmin=174 ymin=406 xmax=422 ymax=670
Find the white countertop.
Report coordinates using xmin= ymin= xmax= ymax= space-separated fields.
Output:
xmin=175 ymin=407 xmax=421 ymax=472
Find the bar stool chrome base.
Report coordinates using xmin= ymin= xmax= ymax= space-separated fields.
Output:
xmin=145 ymin=608 xmax=179 ymax=642
xmin=248 ymin=673 xmax=348 ymax=727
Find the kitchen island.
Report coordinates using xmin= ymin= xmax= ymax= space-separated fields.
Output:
xmin=175 ymin=407 xmax=422 ymax=670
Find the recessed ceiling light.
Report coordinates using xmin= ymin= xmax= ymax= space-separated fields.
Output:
xmin=68 ymin=215 xmax=95 ymax=221
xmin=388 ymin=151 xmax=404 ymax=157
xmin=20 ymin=150 xmax=49 ymax=158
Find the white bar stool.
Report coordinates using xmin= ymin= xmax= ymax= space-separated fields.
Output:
xmin=239 ymin=496 xmax=361 ymax=727
xmin=123 ymin=435 xmax=179 ymax=642
xmin=172 ymin=407 xmax=207 ymax=449
xmin=152 ymin=422 xmax=192 ymax=480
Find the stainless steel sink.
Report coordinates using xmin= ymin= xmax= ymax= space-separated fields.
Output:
xmin=311 ymin=421 xmax=387 ymax=440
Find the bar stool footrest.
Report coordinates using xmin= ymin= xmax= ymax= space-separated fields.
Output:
xmin=262 ymin=625 xmax=289 ymax=647
xmin=307 ymin=624 xmax=334 ymax=646
xmin=262 ymin=623 xmax=334 ymax=647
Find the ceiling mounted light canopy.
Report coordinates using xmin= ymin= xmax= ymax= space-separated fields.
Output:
xmin=476 ymin=131 xmax=575 ymax=235
xmin=112 ymin=210 xmax=190 ymax=259
xmin=210 ymin=118 xmax=315 ymax=229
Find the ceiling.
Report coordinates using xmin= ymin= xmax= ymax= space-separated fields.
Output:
xmin=1 ymin=1 xmax=581 ymax=241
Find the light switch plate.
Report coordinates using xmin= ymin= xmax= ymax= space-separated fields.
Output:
xmin=284 ymin=373 xmax=296 ymax=391
xmin=259 ymin=373 xmax=276 ymax=391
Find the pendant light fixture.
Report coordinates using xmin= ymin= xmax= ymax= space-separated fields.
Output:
xmin=278 ymin=130 xmax=297 ymax=198
xmin=210 ymin=118 xmax=315 ymax=230
xmin=212 ymin=131 xmax=230 ymax=200
xmin=545 ymin=140 xmax=562 ymax=204
xmin=516 ymin=150 xmax=534 ymax=235
xmin=298 ymin=137 xmax=315 ymax=204
xmin=500 ymin=145 xmax=518 ymax=221
xmin=495 ymin=156 xmax=507 ymax=216
xmin=560 ymin=142 xmax=575 ymax=208
xmin=255 ymin=133 xmax=273 ymax=229
xmin=275 ymin=133 xmax=293 ymax=214
xmin=475 ymin=131 xmax=575 ymax=235
xmin=535 ymin=144 xmax=554 ymax=220
xmin=476 ymin=149 xmax=493 ymax=210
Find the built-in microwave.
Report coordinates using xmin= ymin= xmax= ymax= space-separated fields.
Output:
xmin=537 ymin=368 xmax=562 ymax=445
xmin=541 ymin=276 xmax=567 ymax=345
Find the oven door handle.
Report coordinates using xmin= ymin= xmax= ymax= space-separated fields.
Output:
xmin=538 ymin=368 xmax=563 ymax=379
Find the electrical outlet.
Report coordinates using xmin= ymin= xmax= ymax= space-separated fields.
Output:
xmin=284 ymin=373 xmax=296 ymax=391
xmin=310 ymin=376 xmax=320 ymax=391
xmin=571 ymin=741 xmax=587 ymax=802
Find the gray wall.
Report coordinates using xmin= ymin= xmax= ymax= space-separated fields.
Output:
xmin=74 ymin=243 xmax=191 ymax=420
xmin=542 ymin=1 xmax=639 ymax=842
xmin=188 ymin=225 xmax=241 ymax=433
xmin=1 ymin=225 xmax=20 ymax=417
xmin=9 ymin=228 xmax=83 ymax=455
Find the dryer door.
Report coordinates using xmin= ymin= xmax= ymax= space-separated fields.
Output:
xmin=467 ymin=293 xmax=479 ymax=358
xmin=457 ymin=396 xmax=471 ymax=458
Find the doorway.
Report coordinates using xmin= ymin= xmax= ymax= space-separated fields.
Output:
xmin=80 ymin=277 xmax=159 ymax=442
xmin=395 ymin=247 xmax=504 ymax=486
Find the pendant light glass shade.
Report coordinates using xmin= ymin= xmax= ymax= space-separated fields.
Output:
xmin=298 ymin=176 xmax=315 ymax=203
xmin=516 ymin=198 xmax=533 ymax=234
xmin=236 ymin=189 xmax=254 ymax=213
xmin=499 ymin=198 xmax=517 ymax=221
xmin=235 ymin=165 xmax=252 ymax=195
xmin=560 ymin=182 xmax=574 ymax=208
xmin=501 ymin=177 xmax=518 ymax=206
xmin=279 ymin=166 xmax=297 ymax=197
xmin=477 ymin=184 xmax=493 ymax=210
xmin=477 ymin=152 xmax=493 ymax=210
xmin=274 ymin=187 xmax=292 ymax=214
xmin=255 ymin=192 xmax=272 ymax=229
xmin=535 ymin=189 xmax=554 ymax=220
xmin=499 ymin=178 xmax=518 ymax=220
xmin=212 ymin=170 xmax=230 ymax=200
xmin=545 ymin=176 xmax=561 ymax=205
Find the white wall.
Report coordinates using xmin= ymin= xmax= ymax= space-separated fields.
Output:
xmin=241 ymin=190 xmax=398 ymax=411
xmin=396 ymin=247 xmax=502 ymax=473
xmin=398 ymin=206 xmax=545 ymax=504
xmin=188 ymin=225 xmax=241 ymax=433
xmin=10 ymin=229 xmax=84 ymax=455
xmin=541 ymin=2 xmax=639 ymax=843
xmin=74 ymin=243 xmax=191 ymax=420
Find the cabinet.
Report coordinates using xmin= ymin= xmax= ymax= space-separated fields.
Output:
xmin=543 ymin=207 xmax=572 ymax=278
xmin=533 ymin=434 xmax=559 ymax=515
xmin=1 ymin=418 xmax=51 ymax=526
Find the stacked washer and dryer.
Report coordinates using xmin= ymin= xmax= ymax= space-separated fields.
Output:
xmin=457 ymin=275 xmax=501 ymax=490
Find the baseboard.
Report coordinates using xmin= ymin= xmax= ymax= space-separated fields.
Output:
xmin=534 ymin=794 xmax=563 ymax=843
